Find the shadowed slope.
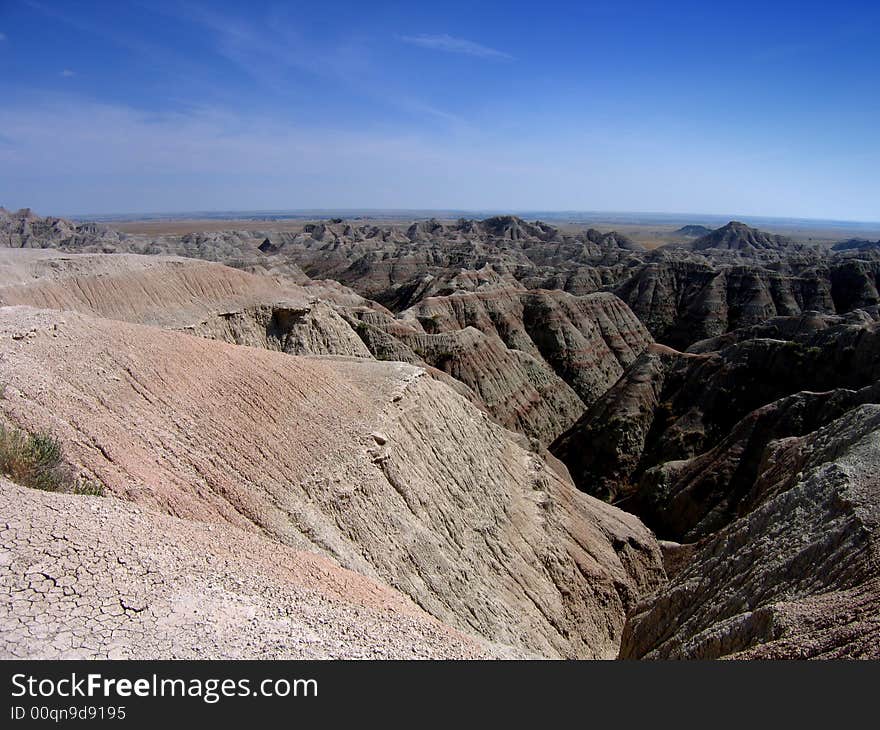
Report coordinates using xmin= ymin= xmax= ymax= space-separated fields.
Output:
xmin=621 ymin=406 xmax=880 ymax=659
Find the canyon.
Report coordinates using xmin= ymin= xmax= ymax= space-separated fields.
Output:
xmin=1 ymin=206 xmax=879 ymax=659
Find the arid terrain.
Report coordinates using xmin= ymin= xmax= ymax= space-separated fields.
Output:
xmin=108 ymin=213 xmax=880 ymax=251
xmin=2 ymin=205 xmax=880 ymax=659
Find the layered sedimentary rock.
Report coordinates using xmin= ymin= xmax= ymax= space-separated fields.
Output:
xmin=0 ymin=306 xmax=665 ymax=658
xmin=342 ymin=284 xmax=653 ymax=443
xmin=5 ymin=206 xmax=880 ymax=661
xmin=686 ymin=220 xmax=803 ymax=252
xmin=403 ymin=288 xmax=651 ymax=406
xmin=550 ymin=345 xmax=679 ymax=503
xmin=14 ymin=209 xmax=880 ymax=351
xmin=635 ymin=379 xmax=880 ymax=541
xmin=289 ymin=218 xmax=643 ymax=309
xmin=2 ymin=211 xmax=641 ymax=304
xmin=387 ymin=325 xmax=585 ymax=443
xmin=0 ymin=207 xmax=122 ymax=250
xmin=612 ymin=250 xmax=839 ymax=348
xmin=185 ymin=300 xmax=374 ymax=358
xmin=620 ymin=405 xmax=880 ymax=659
xmin=541 ymin=304 xmax=880 ymax=658
xmin=0 ymin=249 xmax=651 ymax=444
xmin=552 ymin=311 xmax=880 ymax=520
xmin=0 ymin=248 xmax=375 ymax=358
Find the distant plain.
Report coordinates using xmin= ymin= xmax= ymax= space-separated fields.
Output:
xmin=106 ymin=211 xmax=880 ymax=250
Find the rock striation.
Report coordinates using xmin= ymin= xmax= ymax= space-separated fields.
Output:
xmin=12 ymin=209 xmax=880 ymax=351
xmin=7 ymin=208 xmax=880 ymax=660
xmin=352 ymin=285 xmax=655 ymax=443
xmin=0 ymin=305 xmax=665 ymax=659
xmin=547 ymin=308 xmax=880 ymax=659
xmin=620 ymin=405 xmax=880 ymax=659
xmin=0 ymin=248 xmax=375 ymax=358
xmin=552 ymin=310 xmax=880 ymax=522
xmin=0 ymin=248 xmax=650 ymax=445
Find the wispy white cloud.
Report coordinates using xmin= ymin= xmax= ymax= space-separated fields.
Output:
xmin=2 ymin=94 xmax=877 ymax=221
xmin=24 ymin=0 xmax=163 ymax=57
xmin=0 ymin=95 xmax=537 ymax=213
xmin=22 ymin=1 xmax=471 ymax=132
xmin=60 ymin=69 xmax=76 ymax=77
xmin=168 ymin=4 xmax=357 ymax=90
xmin=170 ymin=5 xmax=470 ymax=128
xmin=400 ymin=34 xmax=512 ymax=60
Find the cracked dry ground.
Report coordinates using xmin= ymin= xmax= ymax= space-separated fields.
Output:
xmin=0 ymin=479 xmax=498 ymax=659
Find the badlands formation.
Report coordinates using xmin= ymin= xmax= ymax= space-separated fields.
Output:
xmin=1 ymin=206 xmax=879 ymax=659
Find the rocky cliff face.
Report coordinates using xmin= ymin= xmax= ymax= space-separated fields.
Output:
xmin=404 ymin=288 xmax=651 ymax=405
xmin=0 ymin=249 xmax=651 ymax=445
xmin=0 ymin=207 xmax=122 ymax=250
xmin=612 ymin=251 xmax=839 ymax=348
xmin=548 ymin=308 xmax=880 ymax=659
xmin=620 ymin=405 xmax=880 ymax=659
xmin=0 ymin=306 xmax=665 ymax=659
xmin=379 ymin=324 xmax=586 ymax=443
xmin=374 ymin=286 xmax=653 ymax=442
xmin=552 ymin=311 xmax=880 ymax=521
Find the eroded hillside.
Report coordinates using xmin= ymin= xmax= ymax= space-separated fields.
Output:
xmin=0 ymin=305 xmax=664 ymax=659
xmin=551 ymin=309 xmax=880 ymax=658
xmin=3 ymin=209 xmax=880 ymax=660
xmin=7 ymin=209 xmax=879 ymax=351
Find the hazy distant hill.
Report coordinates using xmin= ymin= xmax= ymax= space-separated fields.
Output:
xmin=674 ymin=224 xmax=714 ymax=237
xmin=689 ymin=220 xmax=802 ymax=252
xmin=832 ymin=237 xmax=880 ymax=252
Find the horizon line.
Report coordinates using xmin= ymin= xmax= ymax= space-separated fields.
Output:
xmin=39 ymin=206 xmax=880 ymax=229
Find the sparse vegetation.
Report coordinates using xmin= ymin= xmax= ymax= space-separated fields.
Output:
xmin=71 ymin=477 xmax=106 ymax=497
xmin=0 ymin=422 xmax=104 ymax=496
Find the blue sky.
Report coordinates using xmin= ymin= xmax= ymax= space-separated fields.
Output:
xmin=0 ymin=0 xmax=878 ymax=220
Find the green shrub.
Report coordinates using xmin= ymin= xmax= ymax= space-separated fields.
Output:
xmin=71 ymin=478 xmax=105 ymax=497
xmin=0 ymin=423 xmax=104 ymax=496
